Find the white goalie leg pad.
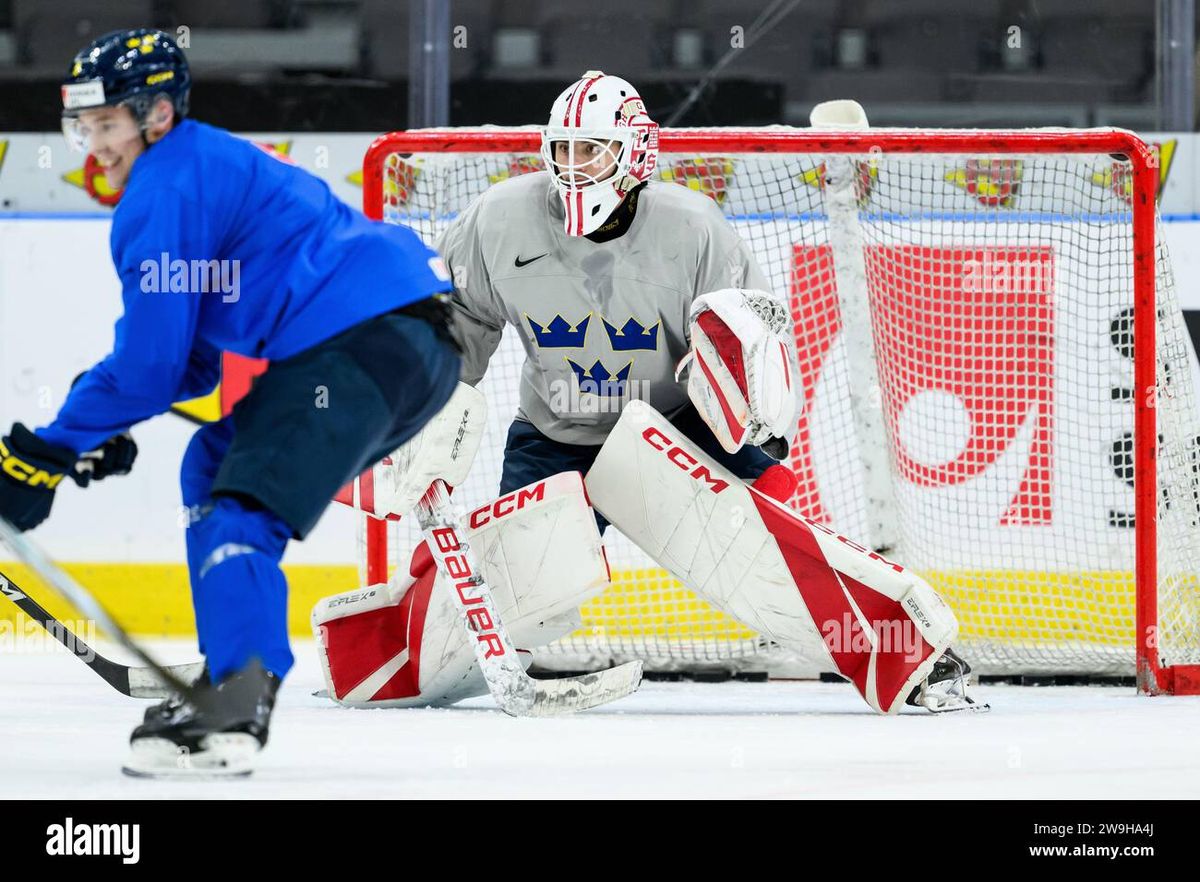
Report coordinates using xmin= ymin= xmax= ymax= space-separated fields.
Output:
xmin=332 ymin=382 xmax=487 ymax=517
xmin=313 ymin=471 xmax=609 ymax=707
xmin=584 ymin=401 xmax=958 ymax=714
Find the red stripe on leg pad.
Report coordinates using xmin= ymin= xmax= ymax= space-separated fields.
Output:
xmin=371 ymin=541 xmax=438 ymax=702
xmin=320 ymin=598 xmax=411 ymax=700
xmin=747 ymin=490 xmax=935 ymax=712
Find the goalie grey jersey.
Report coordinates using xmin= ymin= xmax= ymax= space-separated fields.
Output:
xmin=438 ymin=170 xmax=774 ymax=445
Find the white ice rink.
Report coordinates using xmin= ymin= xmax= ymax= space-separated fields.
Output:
xmin=1 ymin=637 xmax=1198 ymax=799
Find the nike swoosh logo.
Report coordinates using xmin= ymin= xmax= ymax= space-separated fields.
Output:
xmin=514 ymin=253 xmax=548 ymax=268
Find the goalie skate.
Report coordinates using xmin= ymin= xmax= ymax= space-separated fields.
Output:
xmin=906 ymin=647 xmax=989 ymax=714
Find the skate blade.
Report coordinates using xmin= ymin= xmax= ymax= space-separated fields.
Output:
xmin=122 ymin=733 xmax=260 ymax=779
xmin=916 ymin=692 xmax=991 ymax=714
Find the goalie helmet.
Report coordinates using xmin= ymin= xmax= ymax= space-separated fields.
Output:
xmin=541 ymin=71 xmax=659 ymax=237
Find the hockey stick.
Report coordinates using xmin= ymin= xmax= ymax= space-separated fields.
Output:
xmin=414 ymin=479 xmax=643 ymax=716
xmin=0 ymin=516 xmax=205 ymax=701
xmin=0 ymin=566 xmax=203 ymax=699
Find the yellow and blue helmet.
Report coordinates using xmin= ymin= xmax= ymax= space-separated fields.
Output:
xmin=61 ymin=28 xmax=191 ymax=124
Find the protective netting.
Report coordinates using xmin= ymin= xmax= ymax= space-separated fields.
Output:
xmin=364 ymin=131 xmax=1200 ymax=677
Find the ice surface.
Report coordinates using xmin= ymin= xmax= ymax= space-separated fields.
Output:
xmin=0 ymin=637 xmax=1197 ymax=799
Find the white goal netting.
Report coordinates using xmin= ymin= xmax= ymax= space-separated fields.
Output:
xmin=363 ymin=129 xmax=1200 ymax=680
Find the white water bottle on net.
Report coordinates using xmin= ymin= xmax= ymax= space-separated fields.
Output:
xmin=358 ymin=121 xmax=1200 ymax=695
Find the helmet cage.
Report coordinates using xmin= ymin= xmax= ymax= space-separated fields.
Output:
xmin=541 ymin=119 xmax=659 ymax=236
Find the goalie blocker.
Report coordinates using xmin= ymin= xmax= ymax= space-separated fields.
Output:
xmin=584 ymin=400 xmax=960 ymax=714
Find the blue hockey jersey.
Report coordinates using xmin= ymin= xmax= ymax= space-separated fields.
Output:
xmin=38 ymin=119 xmax=450 ymax=453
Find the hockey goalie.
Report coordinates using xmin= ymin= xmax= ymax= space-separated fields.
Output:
xmin=314 ymin=72 xmax=981 ymax=714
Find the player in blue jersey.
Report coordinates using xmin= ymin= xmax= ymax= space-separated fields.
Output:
xmin=0 ymin=29 xmax=461 ymax=777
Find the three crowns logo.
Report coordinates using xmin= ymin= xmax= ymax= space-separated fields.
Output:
xmin=602 ymin=317 xmax=660 ymax=351
xmin=528 ymin=313 xmax=660 ymax=397
xmin=525 ymin=314 xmax=590 ymax=348
xmin=566 ymin=359 xmax=633 ymax=397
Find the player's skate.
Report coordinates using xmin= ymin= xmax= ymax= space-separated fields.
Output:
xmin=142 ymin=663 xmax=211 ymax=725
xmin=123 ymin=659 xmax=279 ymax=778
xmin=906 ymin=647 xmax=988 ymax=713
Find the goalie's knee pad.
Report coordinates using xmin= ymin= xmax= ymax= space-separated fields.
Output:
xmin=313 ymin=471 xmax=610 ymax=707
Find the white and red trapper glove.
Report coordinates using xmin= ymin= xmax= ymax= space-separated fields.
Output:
xmin=678 ymin=288 xmax=800 ymax=458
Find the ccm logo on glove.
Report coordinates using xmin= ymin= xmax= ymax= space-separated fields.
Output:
xmin=0 ymin=423 xmax=77 ymax=532
xmin=0 ymin=438 xmax=67 ymax=488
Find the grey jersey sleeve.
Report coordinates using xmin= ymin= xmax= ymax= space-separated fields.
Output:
xmin=693 ymin=200 xmax=775 ymax=304
xmin=435 ymin=198 xmax=507 ymax=386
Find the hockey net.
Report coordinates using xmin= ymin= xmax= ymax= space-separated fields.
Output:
xmin=361 ymin=127 xmax=1200 ymax=693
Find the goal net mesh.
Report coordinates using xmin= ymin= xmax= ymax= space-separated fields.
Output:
xmin=364 ymin=132 xmax=1200 ymax=678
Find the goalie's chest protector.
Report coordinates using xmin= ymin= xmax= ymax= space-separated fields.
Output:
xmin=481 ymin=177 xmax=731 ymax=442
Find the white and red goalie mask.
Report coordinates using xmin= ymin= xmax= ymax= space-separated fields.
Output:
xmin=541 ymin=70 xmax=660 ymax=237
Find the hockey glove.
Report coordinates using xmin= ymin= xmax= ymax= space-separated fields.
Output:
xmin=63 ymin=371 xmax=138 ymax=487
xmin=0 ymin=423 xmax=76 ymax=531
xmin=72 ymin=432 xmax=138 ymax=488
xmin=679 ymin=288 xmax=800 ymax=454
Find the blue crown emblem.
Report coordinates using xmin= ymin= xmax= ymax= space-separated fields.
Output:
xmin=602 ymin=316 xmax=660 ymax=352
xmin=525 ymin=314 xmax=590 ymax=348
xmin=566 ymin=358 xmax=633 ymax=397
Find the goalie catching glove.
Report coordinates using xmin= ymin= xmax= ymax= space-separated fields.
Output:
xmin=678 ymin=288 xmax=800 ymax=459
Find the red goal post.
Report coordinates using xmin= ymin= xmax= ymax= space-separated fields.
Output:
xmin=361 ymin=127 xmax=1200 ymax=695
